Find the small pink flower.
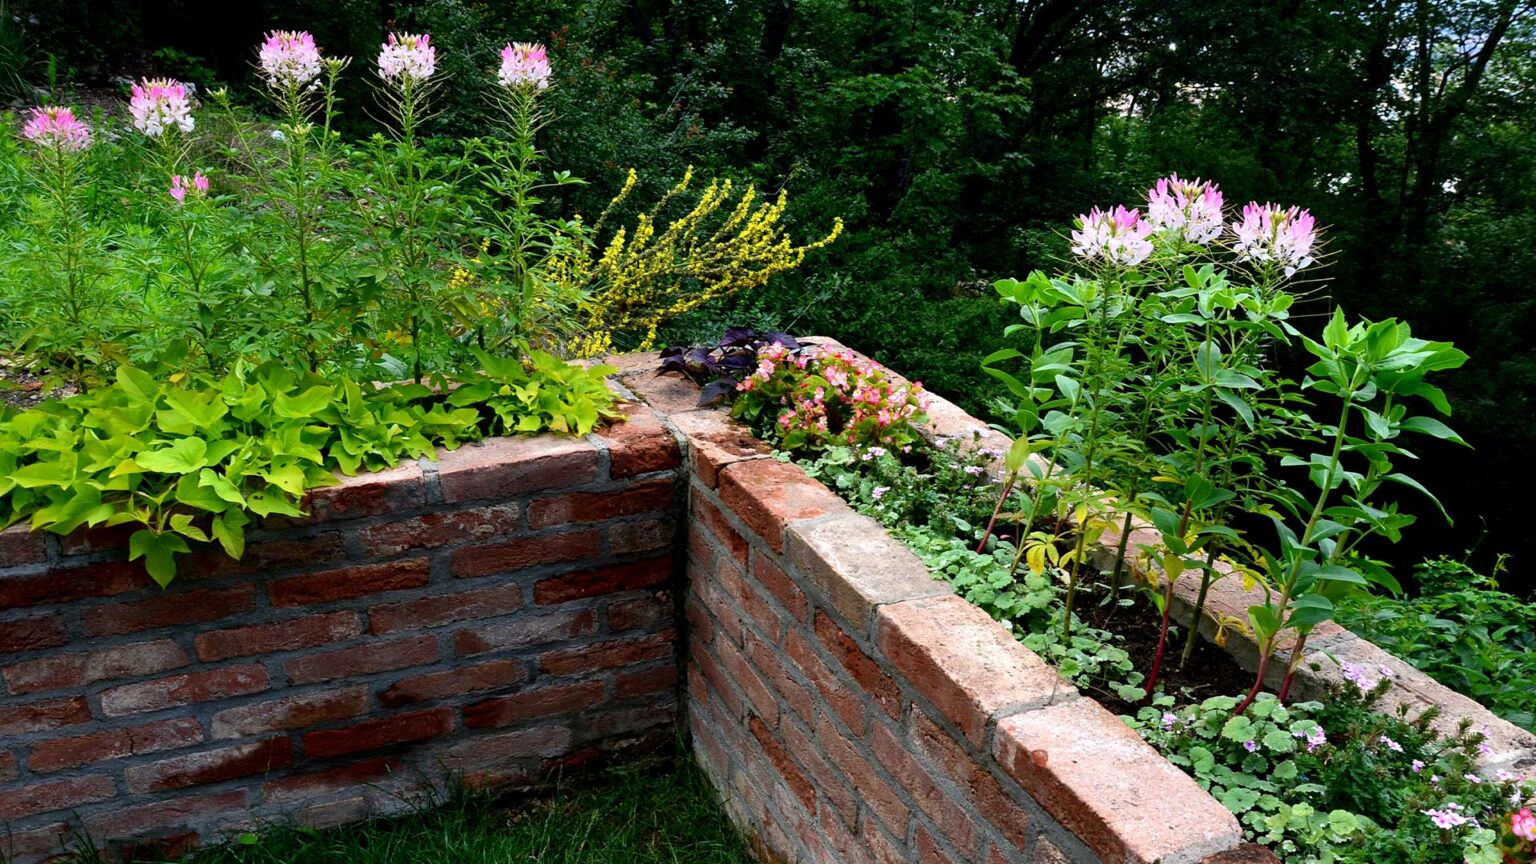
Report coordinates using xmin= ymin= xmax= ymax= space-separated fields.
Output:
xmin=21 ymin=106 xmax=92 ymax=151
xmin=1422 ymin=803 xmax=1470 ymax=830
xmin=169 ymin=171 xmax=209 ymax=203
xmin=1378 ymin=735 xmax=1404 ymax=753
xmin=1411 ymin=759 xmax=1424 ymax=773
xmin=259 ymin=30 xmax=324 ymax=89
xmin=379 ymin=32 xmax=436 ymax=83
xmin=871 ymin=486 xmax=889 ymax=500
xmin=1071 ymin=205 xmax=1154 ymax=267
xmin=498 ymin=42 xmax=551 ymax=90
xmin=129 ymin=77 xmax=194 ymax=136
xmin=1513 ymin=808 xmax=1536 ymax=843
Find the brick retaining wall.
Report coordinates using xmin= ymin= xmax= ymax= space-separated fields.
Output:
xmin=0 ymin=403 xmax=683 ymax=862
xmin=4 ymin=344 xmax=1522 ymax=864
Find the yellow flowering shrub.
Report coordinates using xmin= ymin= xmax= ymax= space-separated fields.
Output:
xmin=558 ymin=167 xmax=843 ymax=357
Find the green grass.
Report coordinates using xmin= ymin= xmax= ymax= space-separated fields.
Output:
xmin=40 ymin=753 xmax=751 ymax=864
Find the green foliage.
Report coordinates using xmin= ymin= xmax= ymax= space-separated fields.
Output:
xmin=796 ymin=438 xmax=1140 ymax=696
xmin=1340 ymin=557 xmax=1536 ymax=731
xmin=0 ymin=354 xmax=619 ymax=585
xmin=1129 ymin=684 xmax=1533 ymax=864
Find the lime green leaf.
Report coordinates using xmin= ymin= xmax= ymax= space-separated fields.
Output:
xmin=128 ymin=529 xmax=191 ymax=587
xmin=137 ymin=438 xmax=210 ymax=474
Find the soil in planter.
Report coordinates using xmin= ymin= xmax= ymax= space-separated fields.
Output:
xmin=1082 ymin=582 xmax=1259 ymax=717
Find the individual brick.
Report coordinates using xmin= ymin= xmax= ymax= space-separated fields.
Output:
xmin=538 ymin=631 xmax=676 ymax=677
xmin=877 ymin=595 xmax=1072 ymax=747
xmin=437 ymin=436 xmax=599 ymax=504
xmin=452 ymin=609 xmax=598 ymax=657
xmin=125 ymin=738 xmax=294 ymax=793
xmin=814 ymin=611 xmax=901 ymax=720
xmin=211 ymin=688 xmax=371 ymax=739
xmin=615 ymin=663 xmax=679 ymax=699
xmin=0 ymin=696 xmax=92 ymax=735
xmin=359 ymin=504 xmax=521 ymax=557
xmin=28 ymin=717 xmax=204 ymax=773
xmin=593 ymin=403 xmax=681 ymax=478
xmin=608 ymin=591 xmax=674 ymax=632
xmin=0 ymin=560 xmax=145 ymax=609
xmin=84 ymin=584 xmax=258 ymax=636
xmin=748 ymin=715 xmax=815 ymax=811
xmin=993 ymin=699 xmax=1242 ymax=864
xmin=0 ymin=614 xmax=67 ymax=652
xmin=439 ymin=726 xmax=573 ymax=773
xmin=532 ymin=479 xmax=669 ymax=526
xmin=611 ymin=365 xmax=711 ymax=416
xmin=187 ymin=532 xmax=346 ymax=579
xmin=667 ymin=410 xmax=773 ymax=489
xmin=378 ymin=659 xmax=527 ymax=707
xmin=787 ymin=513 xmax=952 ymax=635
xmin=268 ymin=558 xmax=431 ymax=606
xmin=0 ymin=775 xmax=115 ymax=822
xmin=100 ymin=665 xmax=269 ymax=716
xmin=718 ymin=458 xmax=851 ymax=553
xmin=533 ymin=556 xmax=672 ymax=605
xmin=752 ymin=549 xmax=808 ymax=624
xmin=463 ymin=680 xmax=605 ymax=729
xmin=284 ymin=634 xmax=439 ymax=684
xmin=301 ymin=708 xmax=453 ymax=759
xmin=607 ymin=517 xmax=677 ymax=555
xmin=3 ymin=638 xmax=189 ymax=695
xmin=0 ymin=750 xmax=16 ymax=782
xmin=194 ymin=611 xmax=361 ymax=662
xmin=694 ymin=497 xmax=750 ymax=564
xmin=449 ymin=529 xmax=601 ymax=579
xmin=303 ymin=461 xmax=425 ymax=521
xmin=0 ymin=516 xmax=46 ymax=565
xmin=368 ymin=583 xmax=524 ymax=634
xmin=83 ymin=789 xmax=249 ymax=841
xmin=261 ymin=757 xmax=401 ymax=806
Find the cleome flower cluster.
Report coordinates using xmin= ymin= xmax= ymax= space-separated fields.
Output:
xmin=1071 ymin=174 xmax=1319 ymax=276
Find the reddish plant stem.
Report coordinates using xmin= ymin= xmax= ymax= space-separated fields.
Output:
xmin=1141 ymin=577 xmax=1175 ymax=703
xmin=1276 ymin=631 xmax=1312 ymax=703
xmin=975 ymin=475 xmax=1017 ymax=554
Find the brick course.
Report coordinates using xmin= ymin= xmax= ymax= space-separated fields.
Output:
xmin=0 ymin=401 xmax=683 ymax=863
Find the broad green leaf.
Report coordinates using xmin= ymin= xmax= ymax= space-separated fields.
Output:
xmin=137 ymin=437 xmax=210 ymax=474
xmin=128 ymin=529 xmax=191 ymax=587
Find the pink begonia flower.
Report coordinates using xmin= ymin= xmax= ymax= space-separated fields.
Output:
xmin=1379 ymin=735 xmax=1404 ymax=753
xmin=21 ymin=106 xmax=92 ymax=151
xmin=259 ymin=30 xmax=324 ymax=89
xmin=1070 ymin=205 xmax=1154 ymax=267
xmin=498 ymin=42 xmax=551 ymax=90
xmin=379 ymin=32 xmax=436 ymax=83
xmin=1229 ymin=202 xmax=1318 ymax=277
xmin=129 ymin=78 xmax=195 ymax=136
xmin=1145 ymin=174 xmax=1224 ymax=244
xmin=1513 ymin=808 xmax=1536 ymax=843
xmin=169 ymin=171 xmax=210 ymax=203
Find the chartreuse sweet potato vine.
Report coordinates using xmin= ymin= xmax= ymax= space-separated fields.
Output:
xmin=0 ymin=350 xmax=619 ymax=585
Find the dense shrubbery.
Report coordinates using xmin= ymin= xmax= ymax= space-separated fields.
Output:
xmin=0 ymin=27 xmax=838 ymax=579
xmin=1341 ymin=557 xmax=1536 ymax=732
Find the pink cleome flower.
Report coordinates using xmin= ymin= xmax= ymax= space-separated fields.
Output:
xmin=1229 ymin=202 xmax=1319 ymax=277
xmin=498 ymin=42 xmax=551 ymax=90
xmin=1145 ymin=174 xmax=1224 ymax=244
xmin=259 ymin=30 xmax=324 ymax=89
xmin=129 ymin=78 xmax=195 ymax=136
xmin=1070 ymin=205 xmax=1154 ymax=267
xmin=379 ymin=32 xmax=436 ymax=83
xmin=169 ymin=171 xmax=210 ymax=203
xmin=21 ymin=106 xmax=92 ymax=152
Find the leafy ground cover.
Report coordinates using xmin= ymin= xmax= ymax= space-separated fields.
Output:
xmin=28 ymin=754 xmax=749 ymax=864
xmin=1340 ymin=557 xmax=1536 ymax=733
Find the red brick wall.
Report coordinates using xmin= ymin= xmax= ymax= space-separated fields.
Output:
xmin=0 ymin=403 xmax=683 ymax=862
xmin=608 ymin=350 xmax=1263 ymax=864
